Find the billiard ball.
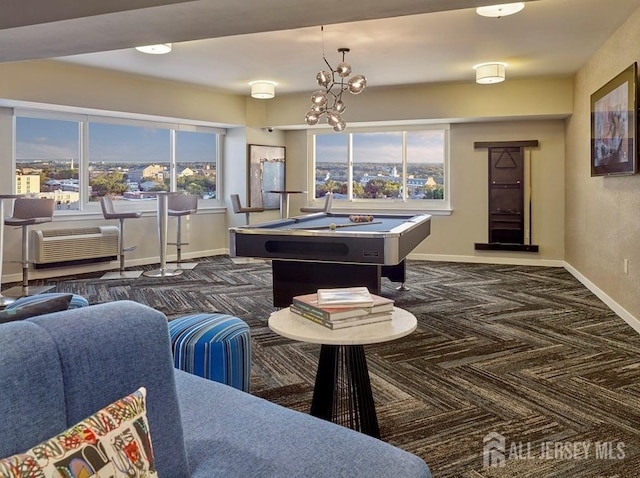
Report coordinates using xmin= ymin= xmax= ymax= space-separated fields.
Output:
xmin=329 ymin=223 xmax=337 ymax=230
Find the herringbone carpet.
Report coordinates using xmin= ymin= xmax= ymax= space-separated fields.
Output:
xmin=24 ymin=256 xmax=640 ymax=477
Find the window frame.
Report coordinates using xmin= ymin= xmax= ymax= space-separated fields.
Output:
xmin=307 ymin=124 xmax=451 ymax=214
xmin=14 ymin=108 xmax=225 ymax=215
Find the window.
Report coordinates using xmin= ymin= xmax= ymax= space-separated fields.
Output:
xmin=175 ymin=129 xmax=217 ymax=199
xmin=16 ymin=117 xmax=80 ymax=210
xmin=311 ymin=125 xmax=449 ymax=210
xmin=14 ymin=111 xmax=223 ymax=212
xmin=88 ymin=122 xmax=170 ymax=202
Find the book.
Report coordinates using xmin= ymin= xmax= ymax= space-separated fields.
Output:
xmin=316 ymin=286 xmax=374 ymax=307
xmin=290 ymin=305 xmax=393 ymax=330
xmin=292 ymin=292 xmax=394 ymax=321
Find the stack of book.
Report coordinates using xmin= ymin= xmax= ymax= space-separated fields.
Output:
xmin=290 ymin=286 xmax=394 ymax=330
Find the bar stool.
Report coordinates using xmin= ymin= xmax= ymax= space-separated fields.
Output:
xmin=230 ymin=194 xmax=264 ymax=225
xmin=100 ymin=195 xmax=143 ymax=280
xmin=167 ymin=193 xmax=198 ymax=270
xmin=300 ymin=192 xmax=333 ymax=214
xmin=3 ymin=197 xmax=56 ymax=298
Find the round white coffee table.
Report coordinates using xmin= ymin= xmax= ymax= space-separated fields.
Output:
xmin=269 ymin=306 xmax=417 ymax=438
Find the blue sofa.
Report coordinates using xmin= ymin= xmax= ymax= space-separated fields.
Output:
xmin=0 ymin=300 xmax=431 ymax=477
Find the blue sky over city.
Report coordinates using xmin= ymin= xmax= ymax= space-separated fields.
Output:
xmin=316 ymin=130 xmax=445 ymax=164
xmin=16 ymin=117 xmax=216 ymax=163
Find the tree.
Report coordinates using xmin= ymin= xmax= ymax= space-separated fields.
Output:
xmin=90 ymin=171 xmax=128 ymax=196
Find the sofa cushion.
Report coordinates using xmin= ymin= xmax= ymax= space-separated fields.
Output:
xmin=174 ymin=370 xmax=431 ymax=478
xmin=27 ymin=301 xmax=191 ymax=478
xmin=0 ymin=294 xmax=73 ymax=324
xmin=0 ymin=387 xmax=157 ymax=478
xmin=0 ymin=322 xmax=67 ymax=458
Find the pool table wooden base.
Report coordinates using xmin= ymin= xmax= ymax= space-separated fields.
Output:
xmin=272 ymin=259 xmax=405 ymax=307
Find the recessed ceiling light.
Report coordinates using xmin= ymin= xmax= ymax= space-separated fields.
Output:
xmin=476 ymin=3 xmax=525 ymax=18
xmin=135 ymin=43 xmax=172 ymax=54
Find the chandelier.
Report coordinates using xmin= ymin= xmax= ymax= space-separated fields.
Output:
xmin=304 ymin=44 xmax=367 ymax=133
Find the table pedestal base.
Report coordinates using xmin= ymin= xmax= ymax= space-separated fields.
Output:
xmin=143 ymin=268 xmax=183 ymax=278
xmin=168 ymin=261 xmax=198 ymax=270
xmin=101 ymin=270 xmax=143 ymax=280
xmin=310 ymin=344 xmax=380 ymax=439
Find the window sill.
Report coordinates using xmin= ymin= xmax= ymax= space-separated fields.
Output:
xmin=330 ymin=206 xmax=451 ymax=216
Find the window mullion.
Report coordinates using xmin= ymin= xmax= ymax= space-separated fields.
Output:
xmin=80 ymin=121 xmax=88 ymax=209
xmin=402 ymin=131 xmax=407 ymax=202
xmin=347 ymin=133 xmax=353 ymax=200
xmin=170 ymin=129 xmax=177 ymax=192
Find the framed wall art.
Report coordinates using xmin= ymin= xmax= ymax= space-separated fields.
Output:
xmin=591 ymin=62 xmax=638 ymax=176
xmin=248 ymin=144 xmax=285 ymax=209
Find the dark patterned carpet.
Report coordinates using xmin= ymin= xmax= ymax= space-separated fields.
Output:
xmin=22 ymin=256 xmax=640 ymax=477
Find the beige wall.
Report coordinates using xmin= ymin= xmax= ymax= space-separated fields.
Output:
xmin=266 ymin=77 xmax=573 ymax=127
xmin=565 ymin=8 xmax=640 ymax=320
xmin=0 ymin=60 xmax=246 ymax=126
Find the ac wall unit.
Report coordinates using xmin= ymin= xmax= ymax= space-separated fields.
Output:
xmin=32 ymin=226 xmax=119 ymax=268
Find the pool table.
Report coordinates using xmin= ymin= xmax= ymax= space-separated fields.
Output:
xmin=229 ymin=212 xmax=431 ymax=307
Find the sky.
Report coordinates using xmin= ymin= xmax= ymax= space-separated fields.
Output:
xmin=16 ymin=116 xmax=443 ymax=165
xmin=16 ymin=117 xmax=216 ymax=163
xmin=316 ymin=130 xmax=445 ymax=164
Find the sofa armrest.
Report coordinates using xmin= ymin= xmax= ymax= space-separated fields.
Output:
xmin=174 ymin=370 xmax=431 ymax=478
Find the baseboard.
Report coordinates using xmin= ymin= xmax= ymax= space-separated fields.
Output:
xmin=563 ymin=262 xmax=640 ymax=335
xmin=3 ymin=248 xmax=229 ymax=284
xmin=409 ymin=253 xmax=564 ymax=268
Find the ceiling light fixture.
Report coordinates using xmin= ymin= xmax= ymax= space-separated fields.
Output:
xmin=135 ymin=43 xmax=172 ymax=54
xmin=250 ymin=81 xmax=277 ymax=99
xmin=476 ymin=2 xmax=525 ymax=18
xmin=474 ymin=62 xmax=507 ymax=84
xmin=304 ymin=28 xmax=367 ymax=133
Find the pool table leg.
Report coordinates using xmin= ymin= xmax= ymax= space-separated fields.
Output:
xmin=382 ymin=260 xmax=409 ymax=291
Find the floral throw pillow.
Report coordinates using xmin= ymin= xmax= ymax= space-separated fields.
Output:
xmin=0 ymin=387 xmax=157 ymax=478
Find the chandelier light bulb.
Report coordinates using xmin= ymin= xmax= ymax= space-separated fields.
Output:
xmin=336 ymin=62 xmax=352 ymax=78
xmin=327 ymin=111 xmax=342 ymax=127
xmin=334 ymin=100 xmax=347 ymax=113
xmin=305 ymin=111 xmax=320 ymax=126
xmin=333 ymin=120 xmax=347 ymax=133
xmin=317 ymin=70 xmax=332 ymax=87
xmin=348 ymin=75 xmax=367 ymax=94
xmin=311 ymin=90 xmax=328 ymax=106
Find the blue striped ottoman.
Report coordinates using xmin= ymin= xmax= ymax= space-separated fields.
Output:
xmin=168 ymin=313 xmax=251 ymax=392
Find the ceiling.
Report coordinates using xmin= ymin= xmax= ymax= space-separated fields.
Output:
xmin=3 ymin=0 xmax=640 ymax=97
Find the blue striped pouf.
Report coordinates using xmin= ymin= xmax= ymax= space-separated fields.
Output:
xmin=168 ymin=313 xmax=251 ymax=392
xmin=6 ymin=293 xmax=89 ymax=310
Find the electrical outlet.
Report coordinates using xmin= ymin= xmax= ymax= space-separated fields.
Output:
xmin=624 ymin=259 xmax=628 ymax=275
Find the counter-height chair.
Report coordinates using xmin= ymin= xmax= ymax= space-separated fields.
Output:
xmin=100 ymin=195 xmax=143 ymax=280
xmin=3 ymin=197 xmax=56 ymax=298
xmin=167 ymin=193 xmax=198 ymax=269
xmin=300 ymin=192 xmax=333 ymax=214
xmin=230 ymin=194 xmax=264 ymax=225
